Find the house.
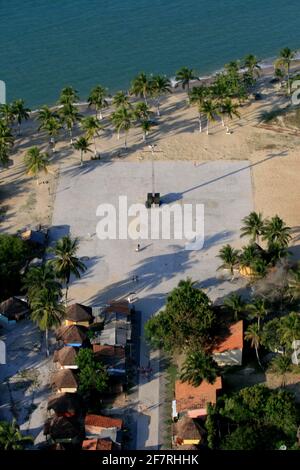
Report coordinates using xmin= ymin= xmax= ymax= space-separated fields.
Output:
xmin=20 ymin=229 xmax=47 ymax=246
xmin=56 ymin=325 xmax=88 ymax=347
xmin=172 ymin=416 xmax=205 ymax=447
xmin=93 ymin=344 xmax=126 ymax=376
xmin=91 ymin=313 xmax=131 ymax=347
xmin=84 ymin=414 xmax=123 ymax=444
xmin=93 ymin=300 xmax=131 ymax=323
xmin=47 ymin=393 xmax=83 ymax=418
xmin=44 ymin=416 xmax=82 ymax=444
xmin=53 ymin=346 xmax=78 ymax=369
xmin=82 ymin=438 xmax=117 ymax=451
xmin=174 ymin=377 xmax=222 ymax=418
xmin=51 ymin=369 xmax=78 ymax=394
xmin=212 ymin=321 xmax=243 ymax=366
xmin=0 ymin=297 xmax=29 ymax=323
xmin=65 ymin=303 xmax=93 ymax=327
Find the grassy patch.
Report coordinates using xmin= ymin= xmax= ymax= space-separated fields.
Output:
xmin=20 ymin=192 xmax=37 ymax=213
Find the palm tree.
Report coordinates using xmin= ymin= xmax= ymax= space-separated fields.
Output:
xmin=262 ymin=215 xmax=291 ymax=248
xmin=73 ymin=136 xmax=92 ymax=165
xmin=246 ymin=297 xmax=268 ymax=330
xmin=239 ymin=244 xmax=261 ymax=269
xmin=59 ymin=103 xmax=81 ymax=145
xmin=37 ymin=105 xmax=56 ymax=129
xmin=175 ymin=67 xmax=198 ymax=93
xmin=88 ymin=85 xmax=108 ymax=120
xmin=134 ymin=101 xmax=151 ymax=121
xmin=244 ymin=323 xmax=263 ymax=368
xmin=40 ymin=116 xmax=61 ymax=152
xmin=240 ymin=211 xmax=264 ymax=243
xmin=244 ymin=54 xmax=261 ymax=79
xmin=217 ymin=244 xmax=240 ymax=276
xmin=111 ymin=106 xmax=134 ymax=148
xmin=150 ymin=74 xmax=172 ymax=116
xmin=50 ymin=235 xmax=87 ymax=303
xmin=131 ymin=72 xmax=152 ymax=104
xmin=223 ymin=293 xmax=246 ymax=321
xmin=288 ymin=265 xmax=300 ymax=300
xmin=0 ymin=103 xmax=14 ymax=126
xmin=180 ymin=349 xmax=219 ymax=387
xmin=11 ymin=99 xmax=30 ymax=135
xmin=200 ymin=99 xmax=218 ymax=135
xmin=59 ymin=86 xmax=79 ymax=105
xmin=112 ymin=91 xmax=131 ymax=109
xmin=24 ymin=147 xmax=49 ymax=184
xmin=0 ymin=419 xmax=33 ymax=450
xmin=219 ymin=98 xmax=240 ymax=133
xmin=275 ymin=47 xmax=295 ymax=94
xmin=189 ymin=85 xmax=208 ymax=132
xmin=81 ymin=116 xmax=102 ymax=157
xmin=23 ymin=263 xmax=62 ymax=305
xmin=0 ymin=119 xmax=14 ymax=167
xmin=31 ymin=289 xmax=65 ymax=356
xmin=270 ymin=354 xmax=292 ymax=387
xmin=140 ymin=120 xmax=152 ymax=142
xmin=279 ymin=312 xmax=300 ymax=350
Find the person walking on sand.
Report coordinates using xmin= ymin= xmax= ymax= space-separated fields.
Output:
xmin=135 ymin=243 xmax=141 ymax=252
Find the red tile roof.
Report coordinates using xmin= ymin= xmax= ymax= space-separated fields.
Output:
xmin=85 ymin=414 xmax=122 ymax=429
xmin=175 ymin=377 xmax=222 ymax=413
xmin=82 ymin=439 xmax=113 ymax=451
xmin=213 ymin=321 xmax=243 ymax=353
xmin=92 ymin=344 xmax=125 ymax=358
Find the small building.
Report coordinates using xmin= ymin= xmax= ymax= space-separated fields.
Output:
xmin=212 ymin=321 xmax=243 ymax=366
xmin=51 ymin=369 xmax=78 ymax=394
xmin=56 ymin=325 xmax=88 ymax=347
xmin=44 ymin=416 xmax=82 ymax=444
xmin=47 ymin=393 xmax=83 ymax=418
xmin=82 ymin=438 xmax=118 ymax=451
xmin=174 ymin=377 xmax=222 ymax=418
xmin=173 ymin=416 xmax=205 ymax=447
xmin=0 ymin=296 xmax=29 ymax=324
xmin=91 ymin=313 xmax=131 ymax=347
xmin=65 ymin=303 xmax=93 ymax=327
xmin=53 ymin=346 xmax=78 ymax=369
xmin=84 ymin=414 xmax=123 ymax=444
xmin=93 ymin=345 xmax=126 ymax=376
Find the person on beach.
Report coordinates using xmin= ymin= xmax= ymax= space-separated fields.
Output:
xmin=136 ymin=244 xmax=141 ymax=252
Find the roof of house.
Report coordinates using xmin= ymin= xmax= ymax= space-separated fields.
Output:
xmin=44 ymin=416 xmax=81 ymax=439
xmin=66 ymin=303 xmax=93 ymax=322
xmin=82 ymin=438 xmax=113 ymax=451
xmin=0 ymin=297 xmax=29 ymax=319
xmin=53 ymin=346 xmax=78 ymax=366
xmin=175 ymin=377 xmax=222 ymax=413
xmin=56 ymin=325 xmax=87 ymax=344
xmin=173 ymin=416 xmax=204 ymax=443
xmin=105 ymin=300 xmax=131 ymax=315
xmin=47 ymin=393 xmax=82 ymax=415
xmin=51 ymin=369 xmax=78 ymax=390
xmin=212 ymin=321 xmax=243 ymax=353
xmin=93 ymin=345 xmax=126 ymax=371
xmin=85 ymin=414 xmax=123 ymax=430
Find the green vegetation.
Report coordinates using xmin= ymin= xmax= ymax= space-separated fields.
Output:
xmin=24 ymin=146 xmax=49 ymax=183
xmin=180 ymin=349 xmax=219 ymax=387
xmin=0 ymin=419 xmax=33 ymax=450
xmin=76 ymin=348 xmax=108 ymax=395
xmin=0 ymin=234 xmax=29 ymax=300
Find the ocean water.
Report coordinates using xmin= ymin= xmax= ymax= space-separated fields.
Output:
xmin=1 ymin=0 xmax=300 ymax=108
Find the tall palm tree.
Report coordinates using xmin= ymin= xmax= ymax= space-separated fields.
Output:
xmin=200 ymin=99 xmax=218 ymax=135
xmin=217 ymin=244 xmax=240 ymax=276
xmin=0 ymin=119 xmax=14 ymax=167
xmin=0 ymin=419 xmax=33 ymax=450
xmin=88 ymin=85 xmax=108 ymax=120
xmin=175 ymin=67 xmax=198 ymax=93
xmin=270 ymin=354 xmax=292 ymax=387
xmin=31 ymin=289 xmax=65 ymax=356
xmin=73 ymin=136 xmax=92 ymax=166
xmin=131 ymin=72 xmax=152 ymax=105
xmin=0 ymin=103 xmax=14 ymax=126
xmin=262 ymin=215 xmax=291 ymax=248
xmin=112 ymin=91 xmax=131 ymax=109
xmin=11 ymin=99 xmax=30 ymax=135
xmin=275 ymin=47 xmax=295 ymax=95
xmin=150 ymin=74 xmax=172 ymax=116
xmin=245 ymin=323 xmax=263 ymax=368
xmin=111 ymin=106 xmax=134 ymax=148
xmin=37 ymin=105 xmax=56 ymax=129
xmin=223 ymin=293 xmax=245 ymax=321
xmin=50 ymin=235 xmax=87 ymax=303
xmin=23 ymin=263 xmax=62 ymax=305
xmin=180 ymin=349 xmax=219 ymax=387
xmin=59 ymin=103 xmax=81 ymax=145
xmin=240 ymin=211 xmax=264 ymax=244
xmin=134 ymin=101 xmax=151 ymax=121
xmin=40 ymin=116 xmax=61 ymax=152
xmin=24 ymin=146 xmax=49 ymax=184
xmin=59 ymin=86 xmax=79 ymax=105
xmin=239 ymin=244 xmax=261 ymax=269
xmin=246 ymin=297 xmax=268 ymax=330
xmin=279 ymin=312 xmax=300 ymax=350
xmin=219 ymin=97 xmax=240 ymax=133
xmin=81 ymin=116 xmax=102 ymax=157
xmin=189 ymin=85 xmax=208 ymax=132
xmin=244 ymin=54 xmax=261 ymax=79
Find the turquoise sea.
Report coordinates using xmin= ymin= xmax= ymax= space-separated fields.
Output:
xmin=1 ymin=0 xmax=300 ymax=108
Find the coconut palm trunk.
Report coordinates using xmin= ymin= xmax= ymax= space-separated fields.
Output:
xmin=156 ymin=99 xmax=160 ymax=117
xmin=80 ymin=150 xmax=83 ymax=166
xmin=93 ymin=136 xmax=97 ymax=157
xmin=198 ymin=111 xmax=202 ymax=133
xmin=124 ymin=132 xmax=128 ymax=149
xmin=45 ymin=328 xmax=49 ymax=357
xmin=255 ymin=345 xmax=263 ymax=369
xmin=206 ymin=119 xmax=209 ymax=135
